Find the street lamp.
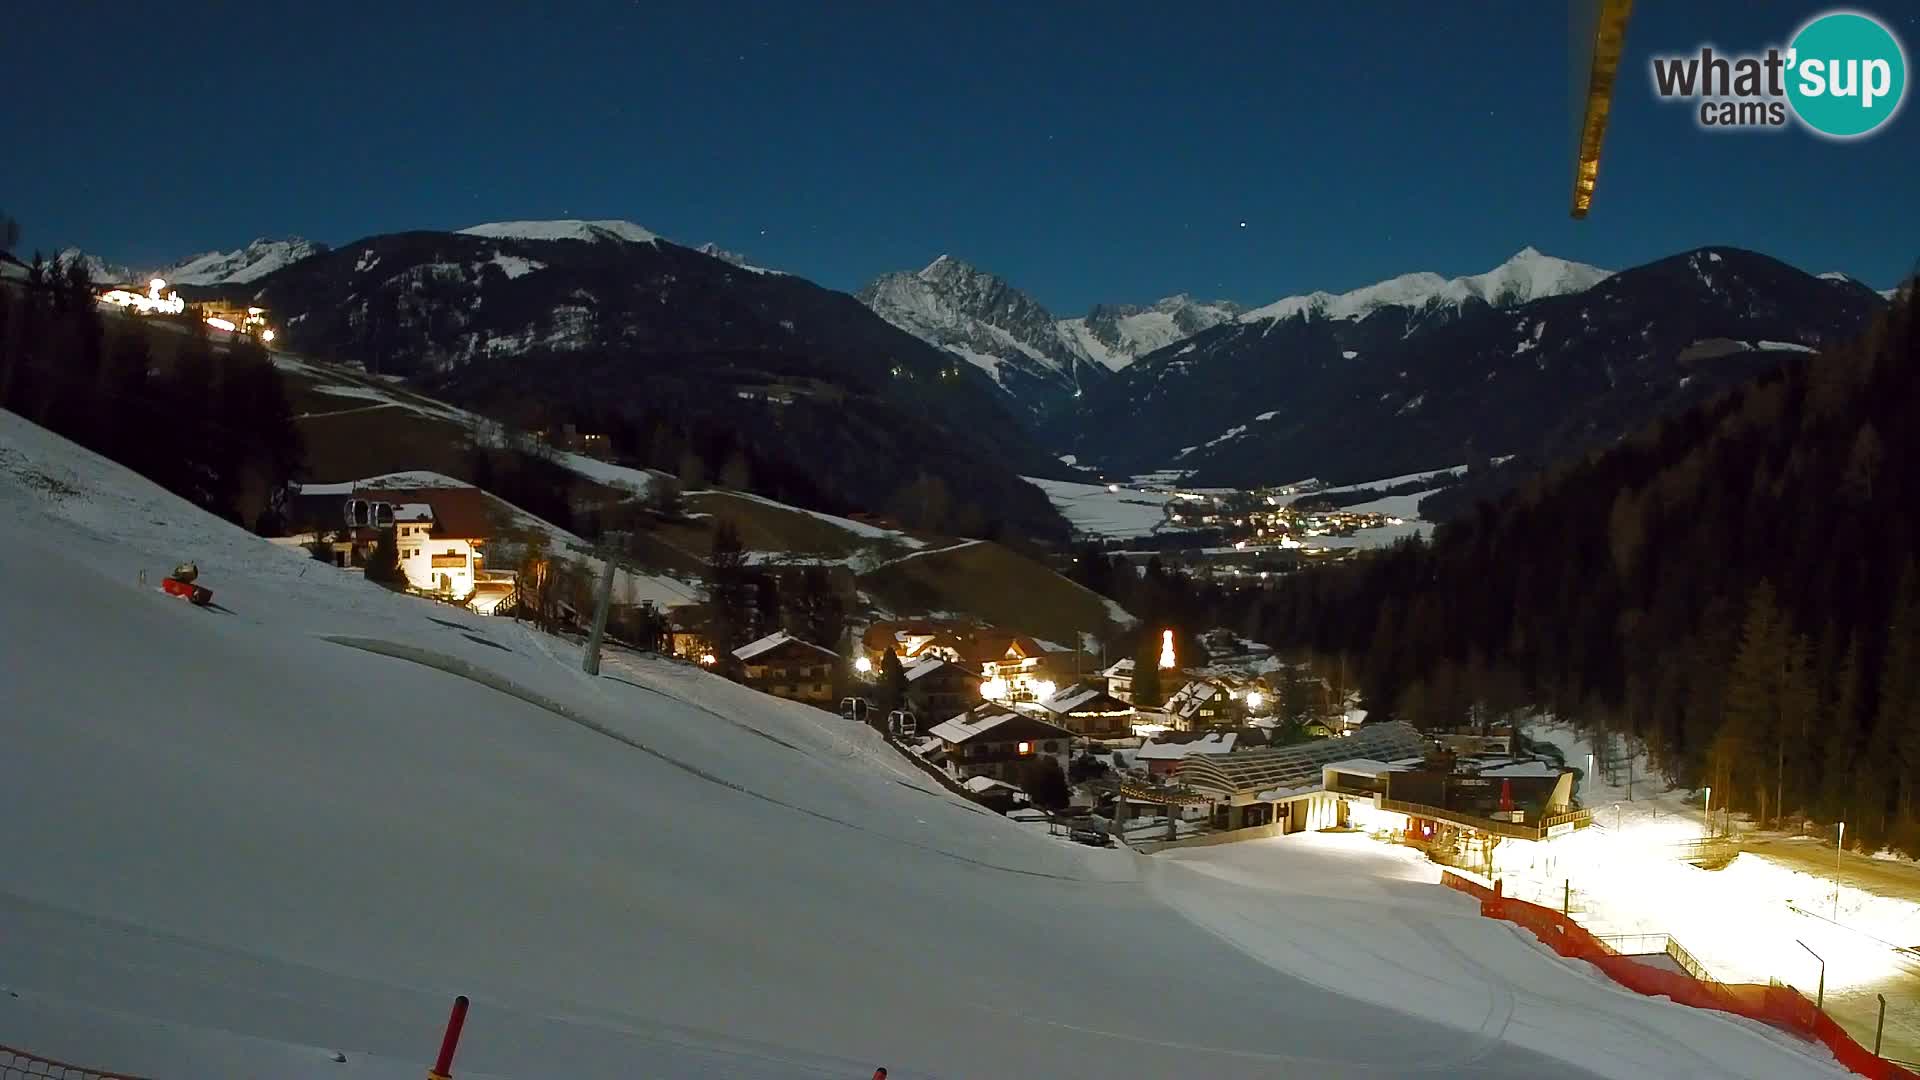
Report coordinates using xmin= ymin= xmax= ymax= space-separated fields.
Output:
xmin=1796 ymin=939 xmax=1825 ymax=1009
xmin=1245 ymin=690 xmax=1264 ymax=711
xmin=854 ymin=656 xmax=872 ymax=675
xmin=1836 ymin=821 xmax=1846 ymax=923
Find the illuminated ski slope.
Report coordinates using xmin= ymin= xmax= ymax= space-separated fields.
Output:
xmin=0 ymin=411 xmax=1844 ymax=1079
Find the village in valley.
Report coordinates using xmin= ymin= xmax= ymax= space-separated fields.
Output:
xmin=256 ymin=426 xmax=1589 ymax=875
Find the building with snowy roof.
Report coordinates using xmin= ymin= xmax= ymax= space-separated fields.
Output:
xmin=1134 ymin=732 xmax=1239 ymax=776
xmin=927 ymin=705 xmax=1073 ymax=788
xmin=1023 ymin=682 xmax=1134 ymax=739
xmin=733 ymin=632 xmax=841 ymax=706
xmin=900 ymin=656 xmax=983 ymax=726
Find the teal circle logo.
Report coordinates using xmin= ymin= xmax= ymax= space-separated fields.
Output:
xmin=1787 ymin=11 xmax=1907 ymax=138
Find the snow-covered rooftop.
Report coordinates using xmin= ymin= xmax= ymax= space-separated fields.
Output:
xmin=1135 ymin=732 xmax=1238 ymax=761
xmin=732 ymin=631 xmax=834 ymax=663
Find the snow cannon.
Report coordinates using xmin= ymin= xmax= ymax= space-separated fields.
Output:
xmin=162 ymin=562 xmax=213 ymax=606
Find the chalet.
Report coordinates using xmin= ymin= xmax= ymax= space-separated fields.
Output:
xmin=667 ymin=604 xmax=718 ymax=664
xmin=901 ymin=657 xmax=984 ymax=726
xmin=961 ymin=774 xmax=1030 ymax=812
xmin=861 ymin=618 xmax=975 ymax=665
xmin=969 ymin=633 xmax=1070 ymax=703
xmin=927 ymin=706 xmax=1074 ymax=787
xmin=1164 ymin=678 xmax=1232 ymax=731
xmin=1025 ymin=682 xmax=1134 ymax=740
xmin=1134 ymin=732 xmax=1239 ymax=776
xmin=286 ymin=483 xmax=495 ymax=604
xmin=734 ymin=631 xmax=840 ymax=705
xmin=1101 ymin=658 xmax=1135 ymax=703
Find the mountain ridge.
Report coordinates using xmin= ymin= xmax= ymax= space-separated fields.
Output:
xmin=1061 ymin=245 xmax=1888 ymax=493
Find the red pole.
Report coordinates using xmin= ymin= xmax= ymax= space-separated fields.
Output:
xmin=428 ymin=995 xmax=469 ymax=1080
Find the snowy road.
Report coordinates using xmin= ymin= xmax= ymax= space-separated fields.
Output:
xmin=0 ymin=412 xmax=1849 ymax=1079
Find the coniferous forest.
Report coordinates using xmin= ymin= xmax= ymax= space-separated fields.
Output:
xmin=1248 ymin=288 xmax=1920 ymax=854
xmin=0 ymin=254 xmax=305 ymax=530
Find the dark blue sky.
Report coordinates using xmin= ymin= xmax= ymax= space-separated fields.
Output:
xmin=8 ymin=2 xmax=1915 ymax=311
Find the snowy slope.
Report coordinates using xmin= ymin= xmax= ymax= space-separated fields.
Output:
xmin=0 ymin=412 xmax=1848 ymax=1079
xmin=1240 ymin=247 xmax=1611 ymax=324
xmin=1059 ymin=295 xmax=1243 ymax=371
xmin=456 ymin=219 xmax=660 ymax=245
xmin=157 ymin=237 xmax=325 ymax=285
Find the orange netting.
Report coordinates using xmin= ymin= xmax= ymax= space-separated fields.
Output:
xmin=0 ymin=1046 xmax=149 ymax=1080
xmin=1447 ymin=882 xmax=1919 ymax=1080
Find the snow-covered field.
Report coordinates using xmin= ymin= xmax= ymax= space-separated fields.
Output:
xmin=1022 ymin=475 xmax=1180 ymax=539
xmin=1156 ymin=833 xmax=1843 ymax=1079
xmin=1512 ymin=720 xmax=1920 ymax=1061
xmin=0 ymin=411 xmax=1848 ymax=1079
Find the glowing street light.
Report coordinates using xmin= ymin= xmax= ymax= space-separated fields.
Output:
xmin=982 ymin=677 xmax=1008 ymax=700
xmin=854 ymin=656 xmax=872 ymax=675
xmin=1245 ymin=690 xmax=1264 ymax=711
xmin=1033 ymin=679 xmax=1056 ymax=702
xmin=1703 ymin=785 xmax=1712 ymax=838
xmin=1159 ymin=629 xmax=1176 ymax=670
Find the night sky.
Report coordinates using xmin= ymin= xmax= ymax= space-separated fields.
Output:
xmin=8 ymin=1 xmax=1916 ymax=311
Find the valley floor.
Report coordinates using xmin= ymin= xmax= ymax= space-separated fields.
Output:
xmin=0 ymin=410 xmax=1849 ymax=1079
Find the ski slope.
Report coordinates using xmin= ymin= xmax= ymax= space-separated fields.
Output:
xmin=0 ymin=411 xmax=1844 ymax=1079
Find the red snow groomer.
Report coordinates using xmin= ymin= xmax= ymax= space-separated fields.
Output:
xmin=162 ymin=562 xmax=214 ymax=606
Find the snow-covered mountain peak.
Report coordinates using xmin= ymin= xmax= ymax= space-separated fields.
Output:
xmin=693 ymin=242 xmax=780 ymax=275
xmin=859 ymin=258 xmax=1103 ymax=414
xmin=918 ymin=253 xmax=964 ymax=280
xmin=50 ymin=248 xmax=136 ymax=285
xmin=457 ymin=220 xmax=660 ymax=246
xmin=156 ymin=237 xmax=325 ymax=286
xmin=1061 ymin=294 xmax=1245 ymax=371
xmin=1240 ymin=250 xmax=1611 ymax=325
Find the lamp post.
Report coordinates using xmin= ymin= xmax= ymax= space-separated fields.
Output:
xmin=1836 ymin=821 xmax=1846 ymax=923
xmin=1796 ymin=940 xmax=1825 ymax=1009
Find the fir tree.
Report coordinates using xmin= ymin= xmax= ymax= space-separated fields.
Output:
xmin=364 ymin=526 xmax=402 ymax=588
xmin=1876 ymin=564 xmax=1920 ymax=824
xmin=877 ymin=649 xmax=908 ymax=726
xmin=705 ymin=519 xmax=752 ymax=655
xmin=1131 ymin=636 xmax=1164 ymax=709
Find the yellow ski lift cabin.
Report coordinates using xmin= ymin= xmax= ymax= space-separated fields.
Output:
xmin=1569 ymin=0 xmax=1635 ymax=219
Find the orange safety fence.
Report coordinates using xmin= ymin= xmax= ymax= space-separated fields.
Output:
xmin=1439 ymin=876 xmax=1919 ymax=1080
xmin=0 ymin=1046 xmax=149 ymax=1080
